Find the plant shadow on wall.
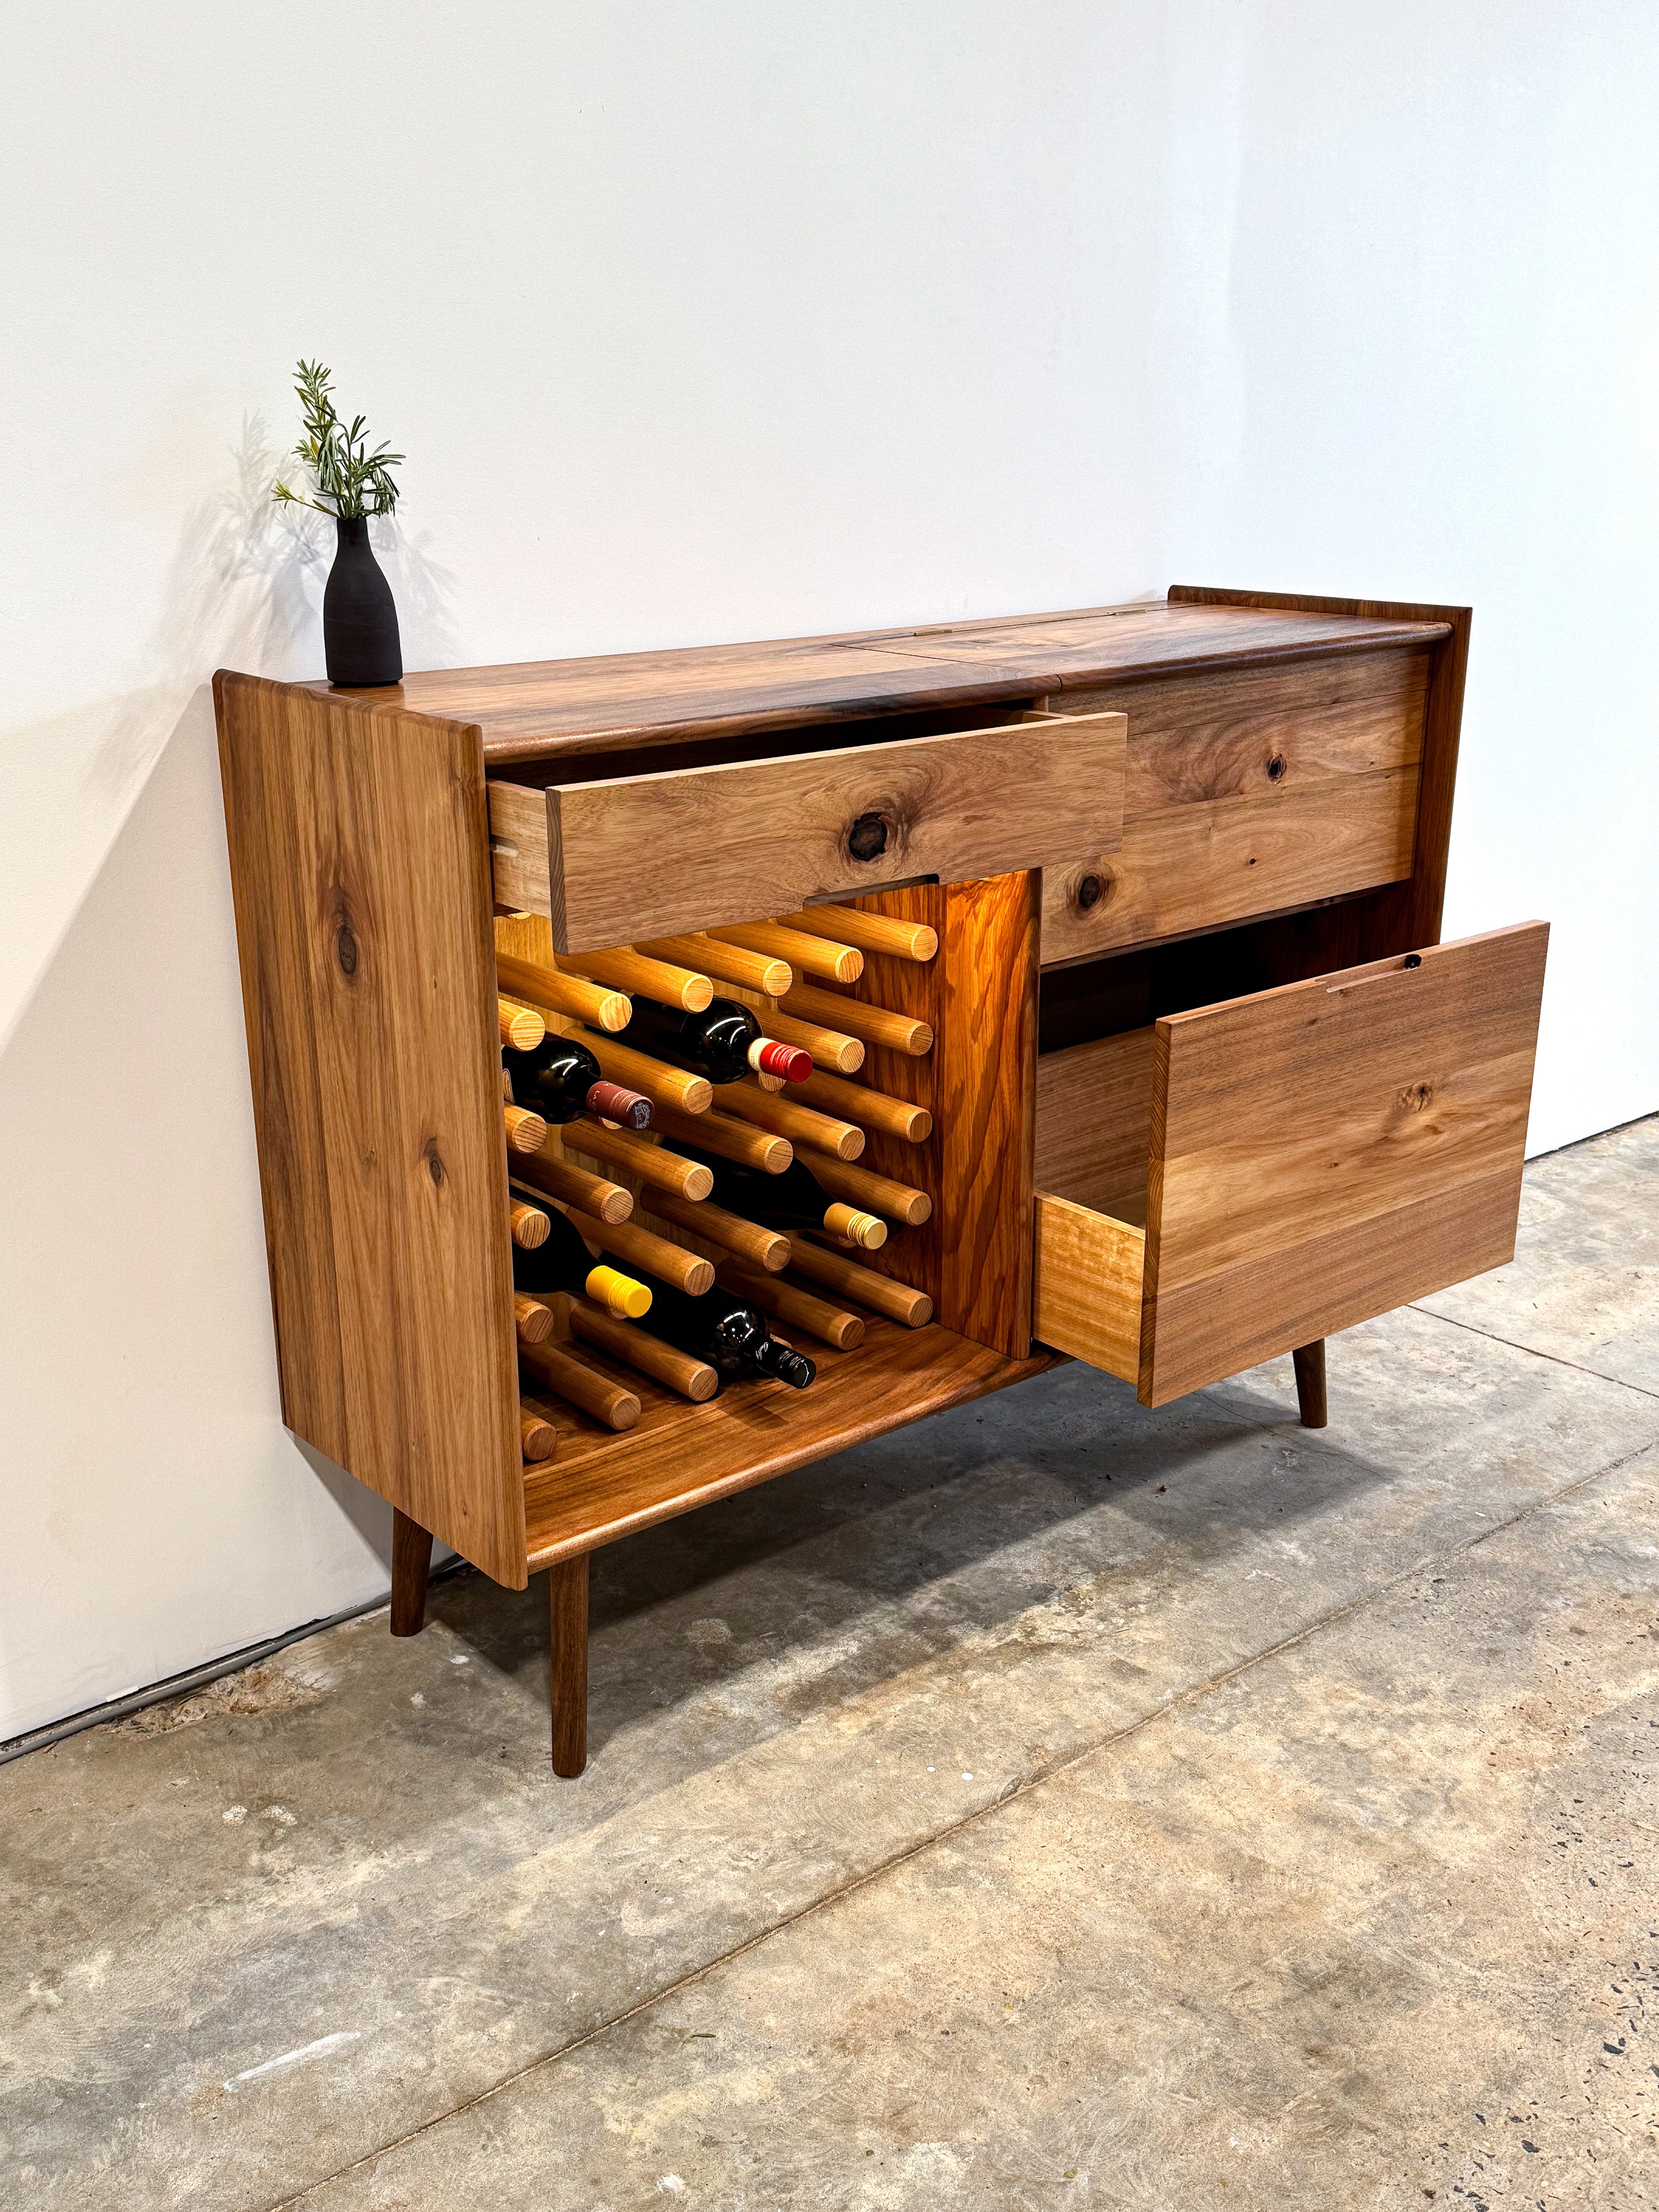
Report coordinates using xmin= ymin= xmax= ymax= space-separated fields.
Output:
xmin=2 ymin=411 xmax=460 ymax=1059
xmin=0 ymin=416 xmax=464 ymax=1722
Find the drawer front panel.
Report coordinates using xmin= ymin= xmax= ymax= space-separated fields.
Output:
xmin=489 ymin=712 xmax=1125 ymax=953
xmin=1140 ymin=922 xmax=1549 ymax=1404
xmin=1031 ymin=924 xmax=1548 ymax=1408
xmin=1041 ymin=647 xmax=1430 ymax=962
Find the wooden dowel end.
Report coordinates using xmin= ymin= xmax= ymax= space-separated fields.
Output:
xmin=521 ymin=1339 xmax=641 ymax=1431
xmin=569 ymin=1298 xmax=719 ymax=1402
xmin=513 ymin=1152 xmax=634 ymax=1226
xmin=789 ymin=1240 xmax=934 ymax=1327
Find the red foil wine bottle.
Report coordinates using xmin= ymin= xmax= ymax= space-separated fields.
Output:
xmin=504 ymin=1034 xmax=652 ymax=1128
xmin=615 ymin=995 xmax=811 ymax=1086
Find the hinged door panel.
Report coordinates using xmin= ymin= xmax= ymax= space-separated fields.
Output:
xmin=1139 ymin=923 xmax=1549 ymax=1406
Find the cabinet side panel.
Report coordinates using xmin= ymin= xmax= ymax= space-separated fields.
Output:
xmin=215 ymin=673 xmax=525 ymax=1587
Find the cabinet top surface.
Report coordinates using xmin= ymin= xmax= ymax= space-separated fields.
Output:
xmin=294 ymin=591 xmax=1453 ymax=765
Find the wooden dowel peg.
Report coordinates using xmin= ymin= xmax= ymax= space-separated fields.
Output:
xmin=565 ymin=1119 xmax=715 ymax=1200
xmin=789 ymin=1240 xmax=934 ymax=1326
xmin=809 ymin=1153 xmax=932 ymax=1226
xmin=717 ymin=1261 xmax=865 ymax=1350
xmin=636 ymin=933 xmax=792 ymax=999
xmin=583 ymin=1033 xmax=713 ymax=1117
xmin=496 ymin=950 xmax=630 ymax=1034
xmin=512 ymin=1152 xmax=634 ymax=1226
xmin=561 ymin=945 xmax=712 ymax=1014
xmin=712 ymin=1082 xmax=864 ymax=1161
xmin=520 ymin=1339 xmax=641 ymax=1431
xmin=780 ymin=982 xmax=932 ymax=1059
xmin=776 ymin=905 xmax=938 ymax=963
xmin=510 ymin=1199 xmax=551 ymax=1249
xmin=504 ymin=1103 xmax=550 ymax=1155
xmin=498 ymin=995 xmax=547 ymax=1051
xmin=520 ymin=1391 xmax=566 ymax=1446
xmin=822 ymin=1202 xmax=887 ymax=1249
xmin=707 ymin=921 xmax=862 ymax=986
xmin=789 ymin=1068 xmax=932 ymax=1145
xmin=521 ymin=1406 xmax=560 ymax=1461
xmin=756 ymin=1005 xmax=865 ymax=1076
xmin=644 ymin=1189 xmax=791 ymax=1273
xmin=513 ymin=1292 xmax=556 ymax=1347
xmin=563 ymin=1205 xmax=715 ymax=1296
xmin=653 ymin=1101 xmax=792 ymax=1175
xmin=568 ymin=1299 xmax=719 ymax=1403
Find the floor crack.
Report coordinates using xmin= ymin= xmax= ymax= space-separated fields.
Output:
xmin=1409 ymin=1303 xmax=1659 ymax=1400
xmin=266 ymin=1432 xmax=1659 ymax=2209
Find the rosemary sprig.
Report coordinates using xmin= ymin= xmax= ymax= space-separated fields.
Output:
xmin=272 ymin=360 xmax=403 ymax=520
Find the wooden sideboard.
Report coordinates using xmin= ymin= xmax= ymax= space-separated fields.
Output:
xmin=215 ymin=586 xmax=1548 ymax=1774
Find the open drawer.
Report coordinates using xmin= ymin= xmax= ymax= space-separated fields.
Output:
xmin=486 ymin=709 xmax=1127 ymax=952
xmin=1032 ymin=923 xmax=1550 ymax=1405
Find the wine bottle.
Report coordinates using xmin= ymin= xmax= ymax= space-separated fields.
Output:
xmin=504 ymin=1033 xmax=652 ymax=1129
xmin=615 ymin=994 xmax=812 ymax=1087
xmin=512 ymin=1208 xmax=652 ymax=1320
xmin=663 ymin=1147 xmax=886 ymax=1249
xmin=629 ymin=1272 xmax=816 ymax=1389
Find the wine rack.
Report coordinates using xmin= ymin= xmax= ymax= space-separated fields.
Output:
xmin=217 ymin=585 xmax=1548 ymax=1777
xmin=494 ymin=872 xmax=1046 ymax=1553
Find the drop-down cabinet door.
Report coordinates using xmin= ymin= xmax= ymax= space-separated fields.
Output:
xmin=1033 ymin=923 xmax=1550 ymax=1405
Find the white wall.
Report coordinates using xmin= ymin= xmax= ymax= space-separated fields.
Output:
xmin=4 ymin=1 xmax=1655 ymax=1739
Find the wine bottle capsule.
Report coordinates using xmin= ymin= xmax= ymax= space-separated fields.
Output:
xmin=513 ymin=1209 xmax=653 ymax=1320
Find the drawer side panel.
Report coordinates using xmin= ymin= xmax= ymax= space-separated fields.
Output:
xmin=1032 ymin=1194 xmax=1144 ymax=1382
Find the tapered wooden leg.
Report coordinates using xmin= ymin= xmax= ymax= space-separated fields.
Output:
xmin=549 ymin=1554 xmax=591 ymax=1778
xmin=390 ymin=1509 xmax=433 ymax=1635
xmin=1292 ymin=1340 xmax=1328 ymax=1429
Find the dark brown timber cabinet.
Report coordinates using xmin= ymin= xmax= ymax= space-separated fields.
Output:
xmin=215 ymin=588 xmax=1549 ymax=1774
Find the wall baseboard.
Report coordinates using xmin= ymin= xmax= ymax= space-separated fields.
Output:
xmin=0 ymin=1555 xmax=472 ymax=1767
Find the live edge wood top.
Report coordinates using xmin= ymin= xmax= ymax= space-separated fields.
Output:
xmin=313 ymin=593 xmax=1453 ymax=766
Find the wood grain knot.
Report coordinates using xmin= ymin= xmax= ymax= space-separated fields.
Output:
xmin=1266 ymin=752 xmax=1287 ymax=783
xmin=1073 ymin=869 xmax=1110 ymax=914
xmin=423 ymin=1136 xmax=447 ymax=1185
xmin=845 ymin=810 xmax=890 ymax=864
xmin=335 ymin=922 xmax=359 ymax=976
xmin=1400 ymin=1082 xmax=1434 ymax=1114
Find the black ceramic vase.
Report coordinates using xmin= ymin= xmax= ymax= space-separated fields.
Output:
xmin=323 ymin=514 xmax=402 ymax=687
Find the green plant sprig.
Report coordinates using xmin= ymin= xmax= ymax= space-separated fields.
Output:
xmin=272 ymin=359 xmax=403 ymax=521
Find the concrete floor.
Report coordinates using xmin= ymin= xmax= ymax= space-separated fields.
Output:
xmin=4 ymin=1117 xmax=1657 ymax=2211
